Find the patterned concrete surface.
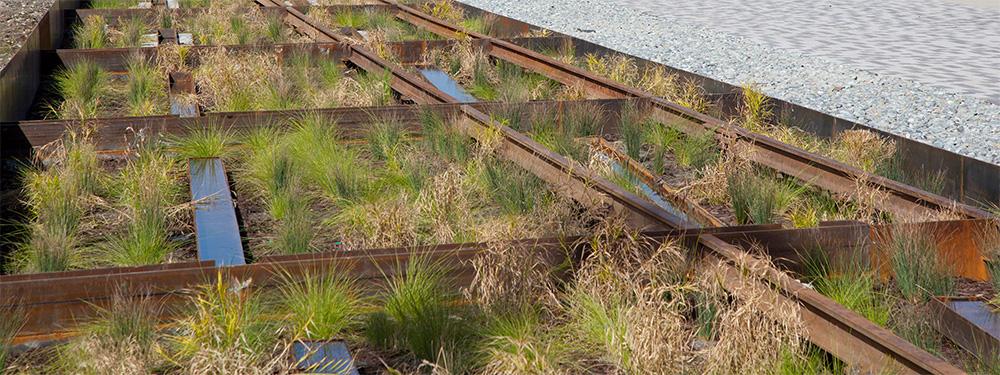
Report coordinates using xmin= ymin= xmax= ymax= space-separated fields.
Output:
xmin=619 ymin=0 xmax=1000 ymax=103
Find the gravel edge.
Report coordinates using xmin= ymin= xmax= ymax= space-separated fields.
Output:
xmin=460 ymin=0 xmax=1000 ymax=165
xmin=0 ymin=0 xmax=53 ymax=71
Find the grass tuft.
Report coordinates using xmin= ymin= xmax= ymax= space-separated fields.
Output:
xmin=726 ymin=169 xmax=801 ymax=224
xmin=886 ymin=226 xmax=954 ymax=302
xmin=73 ymin=16 xmax=109 ymax=49
xmin=169 ymin=274 xmax=280 ymax=372
xmin=278 ymin=269 xmax=364 ymax=340
xmin=168 ymin=125 xmax=235 ymax=159
xmin=98 ymin=147 xmax=181 ymax=266
xmin=124 ymin=55 xmax=165 ymax=117
xmin=52 ymin=60 xmax=110 ymax=119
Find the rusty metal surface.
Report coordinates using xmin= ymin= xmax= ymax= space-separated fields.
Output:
xmin=930 ymin=296 xmax=1000 ymax=364
xmin=870 ymin=219 xmax=993 ymax=281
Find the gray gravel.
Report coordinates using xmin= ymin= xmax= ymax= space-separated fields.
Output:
xmin=0 ymin=0 xmax=52 ymax=70
xmin=460 ymin=0 xmax=1000 ymax=165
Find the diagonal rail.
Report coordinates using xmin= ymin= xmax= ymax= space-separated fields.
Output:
xmin=383 ymin=0 xmax=990 ymax=221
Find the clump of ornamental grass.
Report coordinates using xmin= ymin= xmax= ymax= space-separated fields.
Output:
xmin=367 ymin=117 xmax=406 ymax=162
xmin=14 ymin=134 xmax=103 ymax=273
xmin=829 ymin=129 xmax=896 ymax=173
xmin=124 ymin=55 xmax=167 ymax=117
xmin=646 ymin=119 xmax=721 ymax=172
xmin=726 ymin=168 xmax=801 ymax=224
xmin=619 ymin=103 xmax=646 ymax=161
xmin=168 ymin=274 xmax=286 ymax=374
xmin=371 ymin=255 xmax=474 ymax=372
xmin=178 ymin=1 xmax=285 ymax=45
xmin=889 ymin=303 xmax=943 ymax=355
xmin=885 ymin=225 xmax=955 ymax=302
xmin=286 ymin=114 xmax=370 ymax=204
xmin=583 ymin=53 xmax=712 ymax=113
xmin=277 ymin=269 xmax=365 ymax=340
xmin=114 ymin=16 xmax=147 ymax=48
xmin=354 ymin=69 xmax=395 ymax=106
xmin=414 ymin=166 xmax=477 ymax=244
xmin=51 ymin=60 xmax=110 ymax=119
xmin=478 ymin=156 xmax=547 ymax=216
xmin=97 ymin=147 xmax=182 ymax=266
xmin=53 ymin=294 xmax=163 ymax=374
xmin=479 ymin=307 xmax=572 ymax=375
xmin=241 ymin=127 xmax=316 ymax=255
xmin=459 ymin=14 xmax=497 ymax=35
xmin=528 ymin=111 xmax=589 ymax=162
xmin=421 ymin=0 xmax=465 ymax=24
xmin=167 ymin=125 xmax=235 ymax=159
xmin=194 ymin=49 xmax=275 ymax=112
xmin=799 ymin=247 xmax=892 ymax=327
xmin=0 ymin=304 xmax=24 ymax=370
xmin=330 ymin=194 xmax=419 ymax=249
xmin=73 ymin=16 xmax=109 ymax=49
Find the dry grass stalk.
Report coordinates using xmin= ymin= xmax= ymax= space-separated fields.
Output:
xmin=464 ymin=239 xmax=560 ymax=315
xmin=830 ymin=129 xmax=896 ymax=173
xmin=688 ymin=138 xmax=754 ymax=205
xmin=698 ymin=251 xmax=805 ymax=375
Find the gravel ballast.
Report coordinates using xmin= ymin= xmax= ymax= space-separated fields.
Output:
xmin=0 ymin=0 xmax=52 ymax=70
xmin=459 ymin=0 xmax=1000 ymax=165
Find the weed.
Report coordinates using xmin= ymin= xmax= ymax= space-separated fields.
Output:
xmin=73 ymin=16 xmax=109 ymax=49
xmin=52 ymin=60 xmax=110 ymax=119
xmin=421 ymin=0 xmax=465 ymax=24
xmin=529 ymin=111 xmax=587 ymax=162
xmin=643 ymin=121 xmax=682 ymax=174
xmin=975 ymin=221 xmax=1000 ymax=294
xmin=726 ymin=169 xmax=801 ymax=224
xmin=800 ymin=247 xmax=891 ymax=327
xmin=886 ymin=226 xmax=954 ymax=302
xmin=278 ymin=270 xmax=364 ymax=340
xmin=889 ymin=303 xmax=942 ymax=355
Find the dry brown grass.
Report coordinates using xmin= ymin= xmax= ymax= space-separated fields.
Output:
xmin=464 ymin=239 xmax=561 ymax=315
xmin=583 ymin=53 xmax=712 ymax=113
xmin=698 ymin=251 xmax=805 ymax=375
xmin=830 ymin=129 xmax=896 ymax=173
xmin=687 ymin=139 xmax=754 ymax=205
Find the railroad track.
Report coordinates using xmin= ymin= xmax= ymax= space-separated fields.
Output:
xmin=0 ymin=1 xmax=991 ymax=373
xmin=256 ymin=3 xmax=969 ymax=372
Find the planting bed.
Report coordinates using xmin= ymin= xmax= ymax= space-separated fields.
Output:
xmin=0 ymin=0 xmax=998 ymax=374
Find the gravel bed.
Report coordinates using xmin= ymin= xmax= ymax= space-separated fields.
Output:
xmin=0 ymin=0 xmax=52 ymax=70
xmin=459 ymin=0 xmax=1000 ymax=165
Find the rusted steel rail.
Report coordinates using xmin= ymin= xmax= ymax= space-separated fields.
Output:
xmin=262 ymin=1 xmax=686 ymax=229
xmin=2 ymin=99 xmax=628 ymax=153
xmin=382 ymin=0 xmax=991 ymax=221
xmin=0 ymin=224 xmax=821 ymax=339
